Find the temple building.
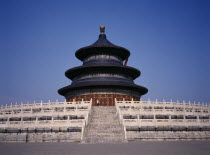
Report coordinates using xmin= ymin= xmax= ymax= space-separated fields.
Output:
xmin=58 ymin=26 xmax=148 ymax=106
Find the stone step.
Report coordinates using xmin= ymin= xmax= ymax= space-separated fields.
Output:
xmin=82 ymin=106 xmax=126 ymax=143
xmin=86 ymin=133 xmax=123 ymax=135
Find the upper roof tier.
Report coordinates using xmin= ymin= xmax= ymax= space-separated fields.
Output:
xmin=75 ymin=26 xmax=130 ymax=61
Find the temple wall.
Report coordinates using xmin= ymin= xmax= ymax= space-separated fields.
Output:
xmin=126 ymin=131 xmax=210 ymax=140
xmin=0 ymin=132 xmax=82 ymax=142
xmin=67 ymin=94 xmax=139 ymax=106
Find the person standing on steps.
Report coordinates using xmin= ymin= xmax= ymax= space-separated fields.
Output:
xmin=96 ymin=99 xmax=99 ymax=106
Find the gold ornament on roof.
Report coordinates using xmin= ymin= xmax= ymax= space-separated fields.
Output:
xmin=100 ymin=25 xmax=105 ymax=34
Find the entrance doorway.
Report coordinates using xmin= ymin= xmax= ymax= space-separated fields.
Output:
xmin=93 ymin=97 xmax=114 ymax=106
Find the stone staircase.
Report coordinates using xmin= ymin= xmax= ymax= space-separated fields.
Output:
xmin=82 ymin=106 xmax=126 ymax=143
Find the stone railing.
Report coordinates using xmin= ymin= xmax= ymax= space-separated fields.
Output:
xmin=115 ymin=99 xmax=210 ymax=140
xmin=0 ymin=99 xmax=92 ymax=141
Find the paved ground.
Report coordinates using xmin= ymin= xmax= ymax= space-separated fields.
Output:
xmin=0 ymin=141 xmax=210 ymax=155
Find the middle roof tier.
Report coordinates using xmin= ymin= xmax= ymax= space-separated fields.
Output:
xmin=65 ymin=65 xmax=141 ymax=80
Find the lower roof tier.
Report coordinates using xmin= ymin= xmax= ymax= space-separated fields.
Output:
xmin=65 ymin=65 xmax=141 ymax=80
xmin=58 ymin=82 xmax=148 ymax=97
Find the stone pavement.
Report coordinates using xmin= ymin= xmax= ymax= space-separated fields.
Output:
xmin=1 ymin=141 xmax=210 ymax=155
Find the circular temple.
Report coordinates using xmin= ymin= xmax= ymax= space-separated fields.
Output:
xmin=58 ymin=27 xmax=148 ymax=106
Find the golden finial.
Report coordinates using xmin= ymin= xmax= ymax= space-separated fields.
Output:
xmin=100 ymin=25 xmax=105 ymax=34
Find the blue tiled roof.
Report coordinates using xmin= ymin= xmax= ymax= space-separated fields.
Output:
xmin=75 ymin=34 xmax=130 ymax=61
xmin=90 ymin=34 xmax=118 ymax=47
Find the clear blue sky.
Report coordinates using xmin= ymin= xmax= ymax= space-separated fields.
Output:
xmin=0 ymin=0 xmax=210 ymax=105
